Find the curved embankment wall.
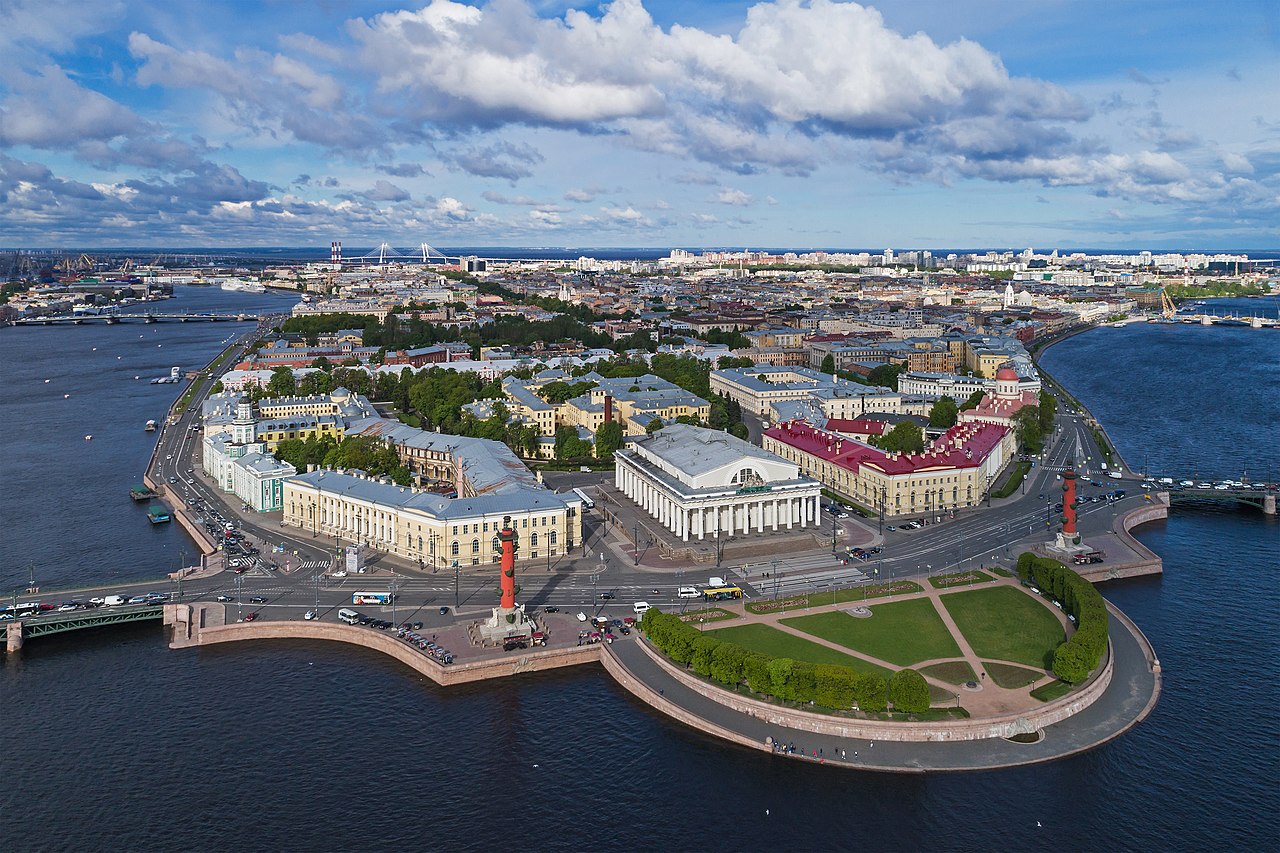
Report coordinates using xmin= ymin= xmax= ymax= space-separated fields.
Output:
xmin=613 ymin=635 xmax=1113 ymax=744
xmin=1078 ymin=498 xmax=1168 ymax=581
xmin=167 ymin=606 xmax=599 ymax=686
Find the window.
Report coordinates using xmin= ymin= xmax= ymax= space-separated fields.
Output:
xmin=472 ymin=539 xmax=480 ymax=554
xmin=492 ymin=537 xmax=501 ymax=552
xmin=483 ymin=522 xmax=489 ymax=533
xmin=530 ymin=532 xmax=538 ymax=547
xmin=550 ymin=531 xmax=557 ymax=546
xmin=523 ymin=518 xmax=528 ymax=528
xmin=452 ymin=525 xmax=458 ymax=535
xmin=450 ymin=541 xmax=460 ymax=556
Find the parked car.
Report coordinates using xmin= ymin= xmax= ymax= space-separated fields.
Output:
xmin=439 ymin=606 xmax=450 ymax=615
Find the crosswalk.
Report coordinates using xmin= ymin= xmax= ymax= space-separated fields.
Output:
xmin=296 ymin=560 xmax=328 ymax=572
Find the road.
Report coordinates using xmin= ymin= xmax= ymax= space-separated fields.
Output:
xmin=13 ymin=332 xmax=1155 ymax=631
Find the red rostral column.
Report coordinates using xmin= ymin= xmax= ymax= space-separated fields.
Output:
xmin=1062 ymin=470 xmax=1078 ymax=535
xmin=499 ymin=525 xmax=516 ymax=609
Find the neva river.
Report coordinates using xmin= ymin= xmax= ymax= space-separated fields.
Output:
xmin=2 ymin=291 xmax=1277 ymax=851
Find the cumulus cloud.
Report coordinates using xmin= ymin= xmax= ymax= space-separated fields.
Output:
xmin=0 ymin=65 xmax=138 ymax=148
xmin=714 ymin=188 xmax=753 ymax=206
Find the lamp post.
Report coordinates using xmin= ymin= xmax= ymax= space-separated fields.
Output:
xmin=633 ymin=523 xmax=639 ymax=566
xmin=453 ymin=559 xmax=460 ymax=609
xmin=878 ymin=485 xmax=886 ymax=534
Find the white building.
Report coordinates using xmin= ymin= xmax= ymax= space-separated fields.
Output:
xmin=201 ymin=402 xmax=296 ymax=511
xmin=614 ymin=423 xmax=823 ymax=541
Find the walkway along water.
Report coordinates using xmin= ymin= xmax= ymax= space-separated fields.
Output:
xmin=160 ymin=595 xmax=1160 ymax=772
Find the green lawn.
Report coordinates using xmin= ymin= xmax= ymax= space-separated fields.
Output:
xmin=919 ymin=660 xmax=978 ymax=685
xmin=744 ymin=581 xmax=923 ymax=615
xmin=983 ymin=661 xmax=1045 ymax=689
xmin=941 ymin=587 xmax=1066 ymax=669
xmin=781 ymin=599 xmax=963 ymax=667
xmin=708 ymin=623 xmax=891 ymax=677
xmin=1031 ymin=680 xmax=1075 ymax=702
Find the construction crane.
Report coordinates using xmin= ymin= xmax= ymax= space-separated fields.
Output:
xmin=1160 ymin=286 xmax=1178 ymax=319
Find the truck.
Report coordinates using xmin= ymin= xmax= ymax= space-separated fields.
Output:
xmin=103 ymin=595 xmax=128 ymax=606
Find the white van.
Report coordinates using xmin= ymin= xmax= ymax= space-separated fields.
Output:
xmin=338 ymin=608 xmax=360 ymax=625
xmin=103 ymin=595 xmax=128 ymax=606
xmin=677 ymin=587 xmax=701 ymax=599
xmin=632 ymin=602 xmax=651 ymax=616
xmin=708 ymin=577 xmax=727 ymax=588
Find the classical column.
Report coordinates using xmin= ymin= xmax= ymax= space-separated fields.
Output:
xmin=772 ymin=498 xmax=780 ymax=532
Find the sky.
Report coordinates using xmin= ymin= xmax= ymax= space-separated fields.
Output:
xmin=1 ymin=0 xmax=1277 ymax=250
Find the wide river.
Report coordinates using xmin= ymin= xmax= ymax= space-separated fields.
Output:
xmin=2 ymin=290 xmax=1277 ymax=851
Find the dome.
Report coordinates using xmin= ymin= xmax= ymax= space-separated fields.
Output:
xmin=996 ymin=367 xmax=1018 ymax=382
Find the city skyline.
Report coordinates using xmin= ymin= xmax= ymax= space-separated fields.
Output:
xmin=1 ymin=0 xmax=1277 ymax=249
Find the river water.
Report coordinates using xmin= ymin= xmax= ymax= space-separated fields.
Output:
xmin=2 ymin=290 xmax=1277 ymax=851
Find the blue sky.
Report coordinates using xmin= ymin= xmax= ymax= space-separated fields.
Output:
xmin=1 ymin=0 xmax=1277 ymax=249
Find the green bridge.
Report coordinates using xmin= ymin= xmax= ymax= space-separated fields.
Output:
xmin=1166 ymin=487 xmax=1276 ymax=515
xmin=2 ymin=604 xmax=165 ymax=652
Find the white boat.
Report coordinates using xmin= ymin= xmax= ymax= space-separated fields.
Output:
xmin=145 ymin=420 xmax=157 ymax=432
xmin=220 ymin=278 xmax=266 ymax=293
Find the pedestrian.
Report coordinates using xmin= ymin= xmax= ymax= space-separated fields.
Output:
xmin=842 ymin=749 xmax=847 ymax=760
xmin=854 ymin=750 xmax=858 ymax=758
xmin=870 ymin=741 xmax=874 ymax=748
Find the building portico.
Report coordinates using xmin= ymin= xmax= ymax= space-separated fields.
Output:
xmin=613 ymin=424 xmax=822 ymax=542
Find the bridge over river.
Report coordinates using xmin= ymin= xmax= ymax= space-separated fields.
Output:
xmin=8 ymin=312 xmax=261 ymax=326
xmin=1160 ymin=484 xmax=1277 ymax=514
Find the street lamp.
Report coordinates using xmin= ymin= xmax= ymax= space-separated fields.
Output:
xmin=633 ymin=523 xmax=640 ymax=566
xmin=453 ymin=559 xmax=460 ymax=608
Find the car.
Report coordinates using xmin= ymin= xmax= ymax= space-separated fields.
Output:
xmin=57 ymin=603 xmax=78 ymax=612
xmin=544 ymin=606 xmax=560 ymax=613
xmin=168 ymin=477 xmax=177 ymax=484
xmin=249 ymin=596 xmax=268 ymax=604
xmin=303 ymin=610 xmax=318 ymax=620
xmin=677 ymin=586 xmax=701 ymax=599
xmin=243 ymin=612 xmax=259 ymax=622
xmin=89 ymin=597 xmax=105 ymax=605
xmin=885 ymin=525 xmax=896 ymax=532
xmin=599 ymin=592 xmax=615 ymax=600
xmin=438 ymin=606 xmax=450 ymax=616
xmin=128 ymin=595 xmax=149 ymax=604
xmin=215 ymin=595 xmax=234 ymax=602
xmin=867 ymin=546 xmax=883 ymax=554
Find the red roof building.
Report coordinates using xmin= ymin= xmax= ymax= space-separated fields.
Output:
xmin=762 ymin=418 xmax=1015 ymax=518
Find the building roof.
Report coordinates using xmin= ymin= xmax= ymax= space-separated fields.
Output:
xmin=285 ymin=469 xmax=576 ymax=520
xmin=632 ymin=423 xmax=785 ymax=478
xmin=765 ymin=419 xmax=1009 ymax=476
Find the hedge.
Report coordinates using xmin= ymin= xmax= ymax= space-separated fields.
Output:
xmin=1015 ymin=552 xmax=1109 ymax=683
xmin=888 ymin=669 xmax=931 ymax=713
xmin=640 ymin=608 xmax=892 ymax=712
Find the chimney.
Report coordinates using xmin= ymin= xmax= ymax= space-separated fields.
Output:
xmin=604 ymin=394 xmax=613 ymax=423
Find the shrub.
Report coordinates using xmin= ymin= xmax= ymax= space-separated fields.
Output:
xmin=744 ymin=653 xmax=773 ymax=694
xmin=856 ymin=672 xmax=888 ymax=712
xmin=769 ymin=658 xmax=797 ymax=701
xmin=1018 ymin=552 xmax=1110 ymax=684
xmin=709 ymin=643 xmax=748 ymax=686
xmin=691 ymin=635 xmax=721 ymax=677
xmin=888 ymin=669 xmax=931 ymax=713
xmin=814 ymin=664 xmax=857 ymax=710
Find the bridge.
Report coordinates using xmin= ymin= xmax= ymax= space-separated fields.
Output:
xmin=8 ymin=312 xmax=262 ymax=326
xmin=1 ymin=603 xmax=165 ymax=652
xmin=1162 ymin=485 xmax=1276 ymax=515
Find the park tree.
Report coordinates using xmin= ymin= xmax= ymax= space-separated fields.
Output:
xmin=209 ymin=380 xmax=225 ymax=394
xmin=928 ymin=395 xmax=959 ymax=428
xmin=888 ymin=669 xmax=931 ymax=713
xmin=874 ymin=422 xmax=925 ymax=454
xmin=867 ymin=363 xmax=903 ymax=389
xmin=1013 ymin=406 xmax=1043 ymax=454
xmin=729 ymin=422 xmax=750 ymax=441
xmin=310 ymin=355 xmax=332 ymax=371
xmin=855 ymin=672 xmax=888 ymax=712
xmin=266 ymin=366 xmax=296 ymax=397
xmin=594 ymin=421 xmax=624 ymax=460
xmin=960 ymin=389 xmax=985 ymax=411
xmin=820 ymin=353 xmax=836 ymax=375
xmin=1038 ymin=389 xmax=1057 ymax=434
xmin=646 ymin=417 xmax=665 ymax=434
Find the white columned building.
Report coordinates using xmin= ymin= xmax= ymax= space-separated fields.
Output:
xmin=613 ymin=423 xmax=822 ymax=542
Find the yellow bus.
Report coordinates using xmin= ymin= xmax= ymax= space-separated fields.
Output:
xmin=701 ymin=586 xmax=743 ymax=601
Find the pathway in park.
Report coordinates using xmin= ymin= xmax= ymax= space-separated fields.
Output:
xmin=690 ymin=574 xmax=1066 ymax=717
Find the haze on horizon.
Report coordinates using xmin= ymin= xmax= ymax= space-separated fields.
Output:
xmin=1 ymin=0 xmax=1277 ymax=250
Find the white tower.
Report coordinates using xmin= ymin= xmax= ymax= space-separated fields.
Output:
xmin=1003 ymin=283 xmax=1014 ymax=309
xmin=232 ymin=401 xmax=255 ymax=446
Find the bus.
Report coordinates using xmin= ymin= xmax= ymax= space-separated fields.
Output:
xmin=351 ymin=591 xmax=396 ymax=606
xmin=701 ymin=586 xmax=743 ymax=602
xmin=571 ymin=488 xmax=595 ymax=510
